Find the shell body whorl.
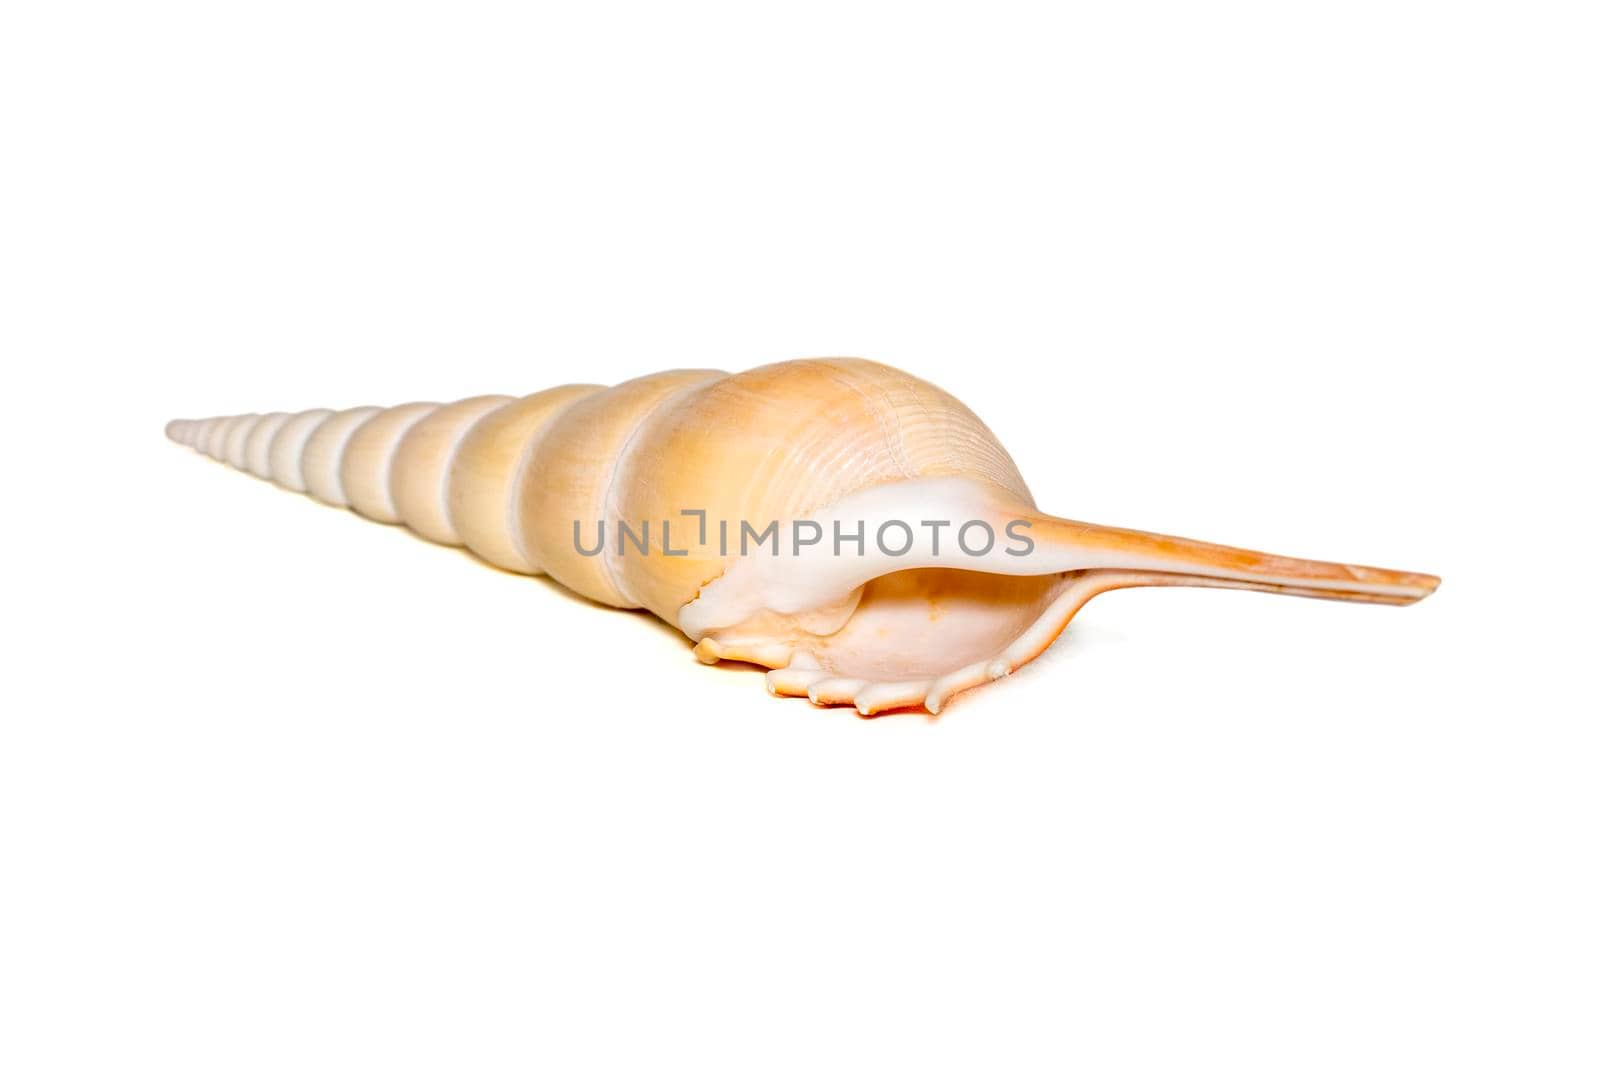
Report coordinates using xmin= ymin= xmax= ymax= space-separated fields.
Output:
xmin=268 ymin=409 xmax=333 ymax=491
xmin=244 ymin=413 xmax=292 ymax=479
xmin=606 ymin=359 xmax=1031 ymax=621
xmin=340 ymin=401 xmax=441 ymax=524
xmin=223 ymin=415 xmax=258 ymax=470
xmin=519 ymin=368 xmax=728 ymax=608
xmin=390 ymin=395 xmax=514 ymax=546
xmin=446 ymin=384 xmax=604 ymax=575
xmin=301 ymin=406 xmax=381 ymax=507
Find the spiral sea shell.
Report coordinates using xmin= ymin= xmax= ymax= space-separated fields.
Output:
xmin=166 ymin=358 xmax=1439 ymax=715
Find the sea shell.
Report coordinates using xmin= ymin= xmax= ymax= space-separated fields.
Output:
xmin=166 ymin=358 xmax=1439 ymax=715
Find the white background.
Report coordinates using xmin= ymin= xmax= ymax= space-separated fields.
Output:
xmin=3 ymin=2 xmax=1595 ymax=1064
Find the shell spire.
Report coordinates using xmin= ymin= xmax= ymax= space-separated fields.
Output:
xmin=166 ymin=359 xmax=1438 ymax=715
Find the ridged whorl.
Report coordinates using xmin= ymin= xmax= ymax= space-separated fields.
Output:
xmin=608 ymin=359 xmax=1031 ymax=621
xmin=166 ymin=359 xmax=1030 ymax=623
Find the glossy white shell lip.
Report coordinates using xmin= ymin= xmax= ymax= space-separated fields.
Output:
xmin=682 ymin=476 xmax=1437 ymax=715
xmin=679 ymin=477 xmax=1431 ymax=640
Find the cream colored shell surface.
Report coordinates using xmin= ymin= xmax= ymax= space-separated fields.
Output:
xmin=165 ymin=357 xmax=1439 ymax=716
